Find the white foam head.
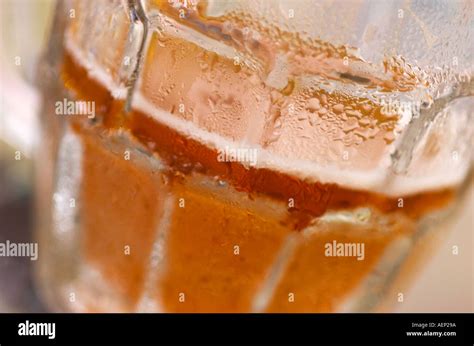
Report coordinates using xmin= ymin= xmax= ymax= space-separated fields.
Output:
xmin=64 ymin=34 xmax=470 ymax=197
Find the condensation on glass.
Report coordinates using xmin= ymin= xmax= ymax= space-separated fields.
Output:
xmin=35 ymin=0 xmax=473 ymax=312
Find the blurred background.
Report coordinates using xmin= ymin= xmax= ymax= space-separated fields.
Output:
xmin=1 ymin=0 xmax=55 ymax=312
xmin=0 ymin=0 xmax=472 ymax=312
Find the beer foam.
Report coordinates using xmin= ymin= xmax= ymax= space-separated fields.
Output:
xmin=64 ymin=35 xmax=469 ymax=197
xmin=132 ymin=93 xmax=469 ymax=196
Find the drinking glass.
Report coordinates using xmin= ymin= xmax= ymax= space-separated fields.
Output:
xmin=35 ymin=0 xmax=473 ymax=312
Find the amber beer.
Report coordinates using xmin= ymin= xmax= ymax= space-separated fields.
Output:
xmin=37 ymin=0 xmax=469 ymax=312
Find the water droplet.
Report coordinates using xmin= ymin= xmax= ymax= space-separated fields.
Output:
xmin=384 ymin=132 xmax=395 ymax=143
xmin=280 ymin=79 xmax=295 ymax=96
xmin=274 ymin=118 xmax=282 ymax=129
xmin=318 ymin=107 xmax=328 ymax=115
xmin=332 ymin=104 xmax=344 ymax=114
xmin=268 ymin=130 xmax=281 ymax=143
xmin=362 ymin=104 xmax=372 ymax=113
xmin=346 ymin=110 xmax=362 ymax=118
xmin=306 ymin=98 xmax=320 ymax=112
xmin=309 ymin=116 xmax=320 ymax=126
xmin=319 ymin=94 xmax=327 ymax=105
xmin=343 ymin=118 xmax=359 ymax=132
